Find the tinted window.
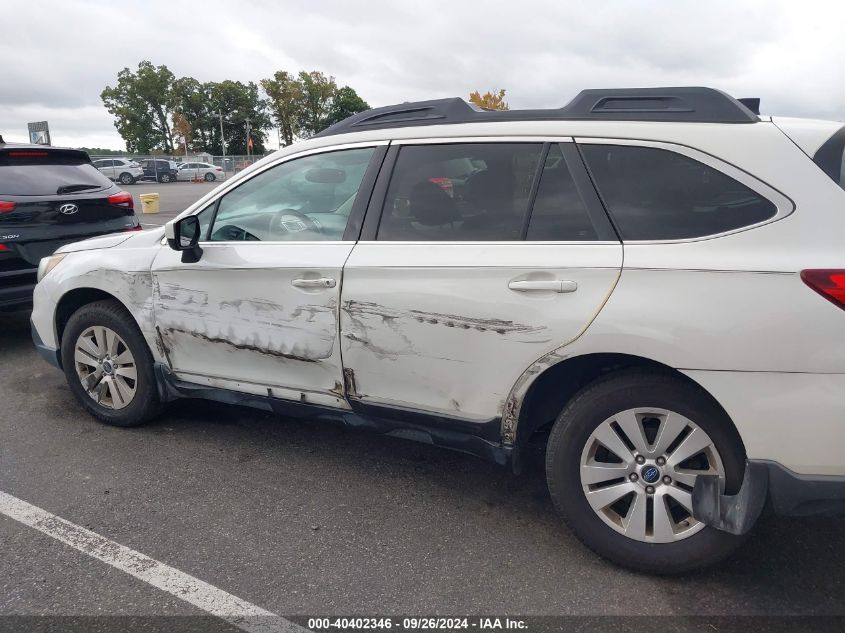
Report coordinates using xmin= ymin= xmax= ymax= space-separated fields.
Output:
xmin=208 ymin=147 xmax=374 ymax=242
xmin=581 ymin=144 xmax=777 ymax=240
xmin=377 ymin=143 xmax=543 ymax=241
xmin=0 ymin=160 xmax=113 ymax=196
xmin=526 ymin=145 xmax=597 ymax=241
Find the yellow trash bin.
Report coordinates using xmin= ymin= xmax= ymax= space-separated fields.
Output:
xmin=139 ymin=193 xmax=160 ymax=214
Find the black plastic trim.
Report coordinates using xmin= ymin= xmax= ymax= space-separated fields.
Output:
xmin=359 ymin=144 xmax=399 ymax=241
xmin=559 ymin=143 xmax=620 ymax=242
xmin=518 ymin=143 xmax=550 ymax=240
xmin=315 ymin=87 xmax=759 ymax=138
xmin=759 ymin=460 xmax=845 ymax=517
xmin=31 ymin=319 xmax=61 ymax=369
xmin=342 ymin=145 xmax=388 ymax=242
xmin=154 ymin=364 xmax=511 ymax=466
xmin=812 ymin=124 xmax=845 ymax=185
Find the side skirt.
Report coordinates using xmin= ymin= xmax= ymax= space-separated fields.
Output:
xmin=154 ymin=364 xmax=512 ymax=466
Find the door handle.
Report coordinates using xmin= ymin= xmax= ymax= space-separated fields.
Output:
xmin=508 ymin=280 xmax=578 ymax=293
xmin=292 ymin=277 xmax=337 ymax=289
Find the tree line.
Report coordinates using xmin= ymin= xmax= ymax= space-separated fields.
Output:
xmin=101 ymin=61 xmax=370 ymax=155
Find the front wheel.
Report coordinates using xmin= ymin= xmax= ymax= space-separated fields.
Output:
xmin=159 ymin=173 xmax=172 ymax=183
xmin=545 ymin=369 xmax=747 ymax=574
xmin=60 ymin=299 xmax=161 ymax=427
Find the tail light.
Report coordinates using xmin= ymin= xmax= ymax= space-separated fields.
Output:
xmin=107 ymin=191 xmax=134 ymax=210
xmin=0 ymin=244 xmax=8 ymax=251
xmin=801 ymin=269 xmax=845 ymax=310
xmin=0 ymin=200 xmax=15 ymax=213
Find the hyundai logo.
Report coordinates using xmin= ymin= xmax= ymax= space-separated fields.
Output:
xmin=641 ymin=466 xmax=661 ymax=484
xmin=58 ymin=203 xmax=79 ymax=215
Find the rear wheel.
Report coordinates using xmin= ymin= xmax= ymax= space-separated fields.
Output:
xmin=60 ymin=300 xmax=161 ymax=427
xmin=119 ymin=172 xmax=135 ymax=185
xmin=545 ymin=369 xmax=747 ymax=574
xmin=204 ymin=172 xmax=216 ymax=182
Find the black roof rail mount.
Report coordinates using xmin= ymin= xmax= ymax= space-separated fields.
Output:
xmin=315 ymin=87 xmax=759 ymax=138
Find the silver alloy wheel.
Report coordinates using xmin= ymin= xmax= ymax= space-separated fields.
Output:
xmin=579 ymin=408 xmax=725 ymax=543
xmin=73 ymin=326 xmax=138 ymax=410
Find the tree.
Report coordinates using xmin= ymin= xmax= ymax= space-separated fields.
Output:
xmin=208 ymin=80 xmax=270 ymax=154
xmin=297 ymin=71 xmax=337 ymax=137
xmin=469 ymin=88 xmax=509 ymax=111
xmin=170 ymin=77 xmax=213 ymax=151
xmin=101 ymin=61 xmax=177 ymax=153
xmin=261 ymin=71 xmax=302 ymax=146
xmin=172 ymin=112 xmax=193 ymax=155
xmin=323 ymin=86 xmax=370 ymax=128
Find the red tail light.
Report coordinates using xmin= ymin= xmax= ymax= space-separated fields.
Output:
xmin=801 ymin=269 xmax=845 ymax=310
xmin=8 ymin=151 xmax=48 ymax=157
xmin=0 ymin=244 xmax=8 ymax=251
xmin=107 ymin=191 xmax=134 ymax=210
xmin=0 ymin=201 xmax=15 ymax=213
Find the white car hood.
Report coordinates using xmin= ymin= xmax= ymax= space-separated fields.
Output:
xmin=56 ymin=227 xmax=165 ymax=254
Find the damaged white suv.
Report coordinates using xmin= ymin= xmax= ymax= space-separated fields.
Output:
xmin=32 ymin=88 xmax=845 ymax=573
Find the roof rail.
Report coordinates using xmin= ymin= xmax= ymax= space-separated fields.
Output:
xmin=315 ymin=87 xmax=759 ymax=138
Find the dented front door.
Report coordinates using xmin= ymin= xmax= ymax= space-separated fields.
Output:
xmin=149 ymin=144 xmax=382 ymax=408
xmin=151 ymin=243 xmax=351 ymax=407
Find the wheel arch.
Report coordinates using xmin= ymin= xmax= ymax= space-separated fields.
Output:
xmin=55 ymin=287 xmax=135 ymax=347
xmin=509 ymin=352 xmax=747 ymax=457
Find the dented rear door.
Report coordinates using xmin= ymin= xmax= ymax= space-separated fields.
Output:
xmin=340 ymin=139 xmax=622 ymax=423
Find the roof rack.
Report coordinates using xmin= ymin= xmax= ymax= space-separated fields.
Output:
xmin=315 ymin=87 xmax=759 ymax=138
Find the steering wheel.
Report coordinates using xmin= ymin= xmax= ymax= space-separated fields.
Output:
xmin=269 ymin=208 xmax=321 ymax=236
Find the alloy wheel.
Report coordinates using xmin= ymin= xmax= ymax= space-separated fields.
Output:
xmin=579 ymin=407 xmax=725 ymax=543
xmin=73 ymin=326 xmax=138 ymax=410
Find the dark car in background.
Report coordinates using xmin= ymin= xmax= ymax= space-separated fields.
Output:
xmin=0 ymin=139 xmax=140 ymax=310
xmin=141 ymin=159 xmax=178 ymax=183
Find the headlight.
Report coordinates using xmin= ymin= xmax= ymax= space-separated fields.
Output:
xmin=37 ymin=254 xmax=67 ymax=282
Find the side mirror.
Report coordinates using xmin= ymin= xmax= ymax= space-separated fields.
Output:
xmin=165 ymin=215 xmax=203 ymax=263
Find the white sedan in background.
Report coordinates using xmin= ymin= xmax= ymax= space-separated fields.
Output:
xmin=177 ymin=162 xmax=226 ymax=182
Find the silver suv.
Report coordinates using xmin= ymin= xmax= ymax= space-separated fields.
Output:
xmin=92 ymin=158 xmax=143 ymax=185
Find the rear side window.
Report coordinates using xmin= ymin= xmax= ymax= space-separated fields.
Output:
xmin=0 ymin=153 xmax=112 ymax=196
xmin=581 ymin=144 xmax=777 ymax=240
xmin=377 ymin=143 xmax=543 ymax=241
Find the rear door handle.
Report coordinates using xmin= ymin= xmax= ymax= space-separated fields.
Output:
xmin=508 ymin=280 xmax=578 ymax=293
xmin=292 ymin=277 xmax=337 ymax=289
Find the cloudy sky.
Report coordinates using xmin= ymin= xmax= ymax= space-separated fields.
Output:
xmin=2 ymin=0 xmax=845 ymax=150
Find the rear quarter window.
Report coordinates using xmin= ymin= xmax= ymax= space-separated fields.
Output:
xmin=580 ymin=144 xmax=777 ymax=240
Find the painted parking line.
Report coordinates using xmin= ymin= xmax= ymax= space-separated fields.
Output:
xmin=0 ymin=490 xmax=307 ymax=633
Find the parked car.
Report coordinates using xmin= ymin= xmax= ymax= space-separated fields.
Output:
xmin=0 ymin=139 xmax=140 ymax=310
xmin=177 ymin=162 xmax=226 ymax=182
xmin=92 ymin=158 xmax=143 ymax=185
xmin=30 ymin=87 xmax=845 ymax=573
xmin=141 ymin=159 xmax=178 ymax=183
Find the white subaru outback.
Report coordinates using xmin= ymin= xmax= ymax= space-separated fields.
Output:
xmin=31 ymin=88 xmax=845 ymax=573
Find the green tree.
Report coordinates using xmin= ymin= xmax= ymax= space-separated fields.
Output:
xmin=208 ymin=80 xmax=271 ymax=154
xmin=297 ymin=71 xmax=337 ymax=137
xmin=323 ymin=86 xmax=370 ymax=128
xmin=469 ymin=88 xmax=509 ymax=111
xmin=101 ymin=61 xmax=176 ymax=153
xmin=260 ymin=71 xmax=303 ymax=147
xmin=170 ymin=77 xmax=214 ymax=151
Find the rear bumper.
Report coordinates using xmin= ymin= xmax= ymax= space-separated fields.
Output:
xmin=0 ymin=266 xmax=37 ymax=309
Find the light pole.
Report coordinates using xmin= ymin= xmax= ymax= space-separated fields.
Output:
xmin=245 ymin=117 xmax=252 ymax=162
xmin=218 ymin=109 xmax=227 ymax=159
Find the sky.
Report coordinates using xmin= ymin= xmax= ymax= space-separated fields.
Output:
xmin=2 ymin=0 xmax=845 ymax=150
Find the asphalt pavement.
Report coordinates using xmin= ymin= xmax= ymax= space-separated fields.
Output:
xmin=1 ymin=179 xmax=843 ymax=628
xmin=129 ymin=182 xmax=220 ymax=228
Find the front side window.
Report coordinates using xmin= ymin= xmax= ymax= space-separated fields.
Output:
xmin=580 ymin=144 xmax=777 ymax=240
xmin=207 ymin=147 xmax=375 ymax=242
xmin=377 ymin=143 xmax=543 ymax=241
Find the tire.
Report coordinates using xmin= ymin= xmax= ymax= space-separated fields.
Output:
xmin=545 ymin=369 xmax=747 ymax=574
xmin=159 ymin=173 xmax=172 ymax=183
xmin=60 ymin=299 xmax=162 ymax=427
xmin=204 ymin=172 xmax=215 ymax=182
xmin=119 ymin=172 xmax=135 ymax=185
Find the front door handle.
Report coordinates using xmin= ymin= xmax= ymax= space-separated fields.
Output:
xmin=508 ymin=280 xmax=578 ymax=293
xmin=292 ymin=277 xmax=337 ymax=289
